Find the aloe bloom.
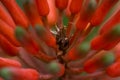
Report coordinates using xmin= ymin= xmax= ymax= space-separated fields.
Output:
xmin=0 ymin=0 xmax=120 ymax=80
